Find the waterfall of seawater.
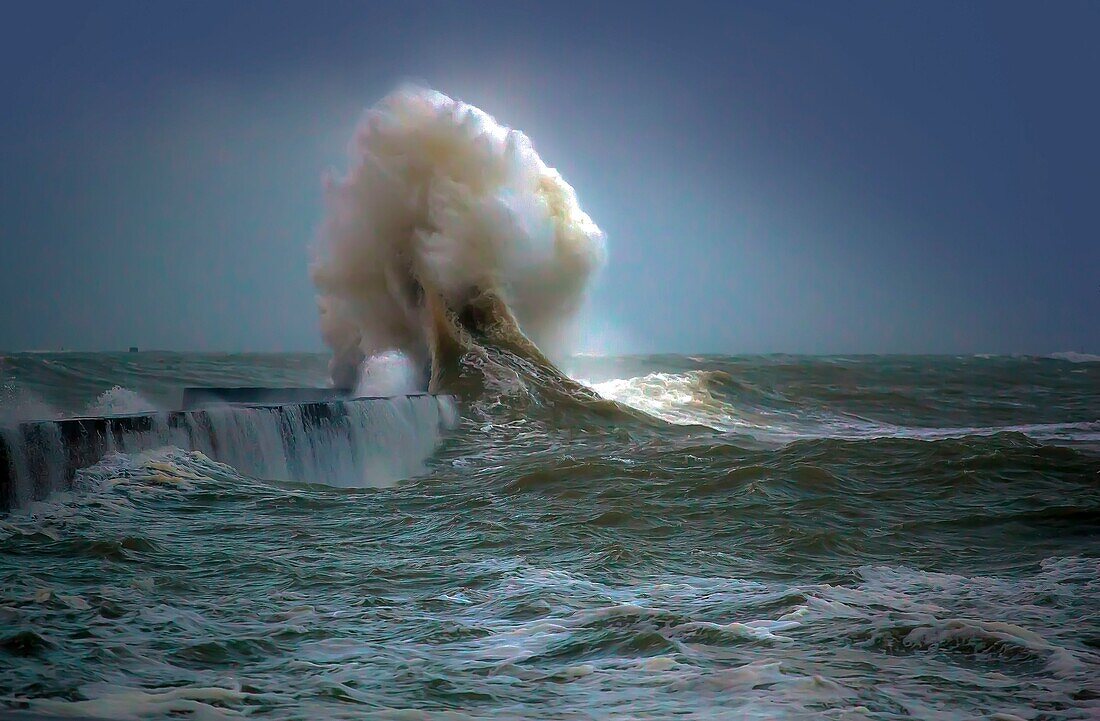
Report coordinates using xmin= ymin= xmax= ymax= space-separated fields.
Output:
xmin=0 ymin=395 xmax=457 ymax=509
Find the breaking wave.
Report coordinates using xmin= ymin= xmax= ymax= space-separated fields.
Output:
xmin=1048 ymin=351 xmax=1100 ymax=363
xmin=582 ymin=368 xmax=1100 ymax=445
xmin=312 ymin=86 xmax=605 ymax=396
xmin=84 ymin=386 xmax=158 ymax=417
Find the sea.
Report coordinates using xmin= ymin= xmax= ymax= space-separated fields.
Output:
xmin=1 ymin=351 xmax=1098 ymax=720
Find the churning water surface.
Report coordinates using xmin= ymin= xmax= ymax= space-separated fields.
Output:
xmin=1 ymin=351 xmax=1098 ymax=720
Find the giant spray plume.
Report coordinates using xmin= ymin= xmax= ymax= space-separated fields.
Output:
xmin=312 ymin=87 xmax=606 ymax=394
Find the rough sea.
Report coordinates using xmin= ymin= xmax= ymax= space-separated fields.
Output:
xmin=1 ymin=351 xmax=1098 ymax=720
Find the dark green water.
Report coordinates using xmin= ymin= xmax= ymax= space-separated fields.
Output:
xmin=1 ymin=352 xmax=1098 ymax=719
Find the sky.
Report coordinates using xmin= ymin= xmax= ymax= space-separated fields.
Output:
xmin=0 ymin=0 xmax=1097 ymax=355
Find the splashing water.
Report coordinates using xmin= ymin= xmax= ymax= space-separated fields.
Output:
xmin=311 ymin=86 xmax=605 ymax=393
xmin=1 ymin=83 xmax=1098 ymax=720
xmin=84 ymin=386 xmax=159 ymax=417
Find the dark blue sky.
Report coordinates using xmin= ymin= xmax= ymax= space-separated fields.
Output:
xmin=1 ymin=1 xmax=1096 ymax=354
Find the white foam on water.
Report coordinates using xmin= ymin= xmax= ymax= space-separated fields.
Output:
xmin=788 ymin=560 xmax=1100 ymax=685
xmin=17 ymin=682 xmax=275 ymax=721
xmin=807 ymin=418 xmax=1100 ymax=445
xmin=578 ymin=371 xmax=758 ymax=432
xmin=1047 ymin=351 xmax=1100 ymax=363
xmin=581 ymin=371 xmax=1100 ymax=446
xmin=576 ymin=370 xmax=811 ymax=442
xmin=373 ymin=558 xmax=1100 ymax=720
xmin=4 ymin=542 xmax=1094 ymax=719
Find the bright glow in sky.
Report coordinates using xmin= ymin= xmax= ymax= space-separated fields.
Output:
xmin=0 ymin=1 xmax=1097 ymax=354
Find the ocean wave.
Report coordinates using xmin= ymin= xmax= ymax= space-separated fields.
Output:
xmin=578 ymin=370 xmax=777 ymax=433
xmin=1047 ymin=351 xmax=1100 ymax=363
xmin=788 ymin=561 xmax=1099 ymax=678
xmin=810 ymin=419 xmax=1100 ymax=445
xmin=581 ymin=370 xmax=1100 ymax=446
xmin=4 ymin=349 xmax=1099 ymax=719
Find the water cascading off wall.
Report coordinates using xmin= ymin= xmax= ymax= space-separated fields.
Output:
xmin=0 ymin=395 xmax=457 ymax=511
